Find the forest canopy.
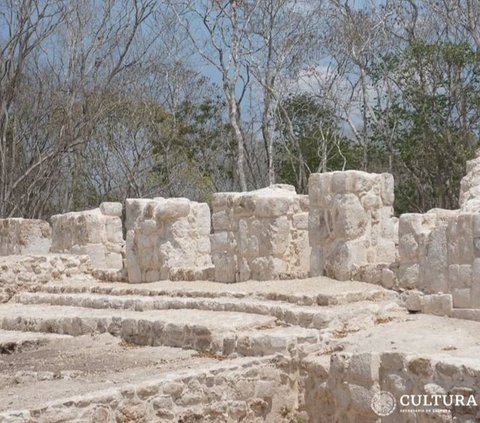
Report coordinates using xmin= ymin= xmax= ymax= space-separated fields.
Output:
xmin=1 ymin=0 xmax=479 ymax=218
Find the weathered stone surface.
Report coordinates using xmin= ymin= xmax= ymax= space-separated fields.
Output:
xmin=308 ymin=171 xmax=397 ymax=285
xmin=459 ymin=153 xmax=480 ymax=212
xmin=393 ymin=152 xmax=480 ymax=322
xmin=126 ymin=197 xmax=213 ymax=283
xmin=211 ymin=185 xmax=310 ymax=282
xmin=0 ymin=219 xmax=51 ymax=256
xmin=50 ymin=203 xmax=124 ymax=271
xmin=0 ymin=254 xmax=92 ymax=303
xmin=398 ymin=208 xmax=480 ymax=314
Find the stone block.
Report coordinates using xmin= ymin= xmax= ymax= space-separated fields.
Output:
xmin=452 ymin=288 xmax=472 ymax=308
xmin=211 ymin=185 xmax=309 ymax=282
xmin=99 ymin=202 xmax=122 ymax=217
xmin=126 ymin=197 xmax=212 ymax=282
xmin=308 ymin=171 xmax=397 ymax=283
xmin=332 ymin=194 xmax=367 ymax=240
xmin=50 ymin=207 xmax=124 ymax=271
xmin=422 ymin=294 xmax=453 ymax=317
xmin=293 ymin=212 xmax=309 ymax=230
xmin=348 ymin=353 xmax=380 ymax=385
xmin=398 ymin=263 xmax=419 ymax=289
xmin=0 ymin=218 xmax=52 ymax=256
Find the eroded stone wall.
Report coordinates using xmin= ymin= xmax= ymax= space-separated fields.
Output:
xmin=0 ymin=357 xmax=301 ymax=423
xmin=0 ymin=254 xmax=92 ymax=303
xmin=50 ymin=203 xmax=124 ymax=271
xmin=126 ymin=197 xmax=213 ymax=283
xmin=399 ymin=155 xmax=480 ymax=319
xmin=308 ymin=171 xmax=398 ymax=287
xmin=0 ymin=219 xmax=51 ymax=256
xmin=211 ymin=184 xmax=310 ymax=282
xmin=303 ymin=352 xmax=480 ymax=422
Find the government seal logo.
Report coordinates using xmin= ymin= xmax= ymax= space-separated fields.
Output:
xmin=371 ymin=391 xmax=396 ymax=416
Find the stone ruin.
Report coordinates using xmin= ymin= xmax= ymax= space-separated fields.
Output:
xmin=211 ymin=184 xmax=310 ymax=282
xmin=0 ymin=218 xmax=51 ymax=256
xmin=399 ymin=153 xmax=480 ymax=319
xmin=308 ymin=171 xmax=398 ymax=287
xmin=1 ymin=159 xmax=480 ymax=422
xmin=125 ymin=197 xmax=213 ymax=283
xmin=50 ymin=202 xmax=124 ymax=271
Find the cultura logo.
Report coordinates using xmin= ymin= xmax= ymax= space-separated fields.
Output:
xmin=371 ymin=391 xmax=396 ymax=416
xmin=370 ymin=390 xmax=478 ymax=416
xmin=400 ymin=394 xmax=478 ymax=408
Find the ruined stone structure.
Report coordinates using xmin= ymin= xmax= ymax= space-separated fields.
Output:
xmin=0 ymin=219 xmax=51 ymax=256
xmin=0 ymin=254 xmax=92 ymax=303
xmin=2 ymin=158 xmax=480 ymax=421
xmin=50 ymin=202 xmax=124 ymax=271
xmin=399 ymin=154 xmax=480 ymax=320
xmin=211 ymin=184 xmax=310 ymax=282
xmin=125 ymin=197 xmax=213 ymax=283
xmin=308 ymin=170 xmax=398 ymax=287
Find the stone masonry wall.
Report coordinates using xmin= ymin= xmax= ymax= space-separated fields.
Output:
xmin=50 ymin=202 xmax=124 ymax=271
xmin=2 ymin=349 xmax=478 ymax=422
xmin=211 ymin=184 xmax=310 ymax=282
xmin=0 ymin=219 xmax=51 ymax=256
xmin=0 ymin=357 xmax=301 ymax=423
xmin=303 ymin=352 xmax=480 ymax=422
xmin=0 ymin=254 xmax=92 ymax=303
xmin=399 ymin=154 xmax=480 ymax=319
xmin=126 ymin=197 xmax=213 ymax=283
xmin=308 ymin=171 xmax=398 ymax=287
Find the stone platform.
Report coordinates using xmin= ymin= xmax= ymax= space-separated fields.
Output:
xmin=0 ymin=276 xmax=479 ymax=422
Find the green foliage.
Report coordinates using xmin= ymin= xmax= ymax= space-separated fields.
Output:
xmin=150 ymin=96 xmax=236 ymax=200
xmin=276 ymin=94 xmax=362 ymax=192
xmin=368 ymin=40 xmax=480 ymax=213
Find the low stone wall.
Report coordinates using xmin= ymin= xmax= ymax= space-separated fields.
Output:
xmin=398 ymin=154 xmax=480 ymax=319
xmin=303 ymin=352 xmax=480 ymax=422
xmin=3 ymin=350 xmax=478 ymax=422
xmin=50 ymin=202 xmax=124 ymax=271
xmin=308 ymin=171 xmax=398 ymax=287
xmin=211 ymin=184 xmax=310 ymax=282
xmin=0 ymin=254 xmax=92 ymax=303
xmin=0 ymin=219 xmax=51 ymax=256
xmin=399 ymin=210 xmax=480 ymax=318
xmin=126 ymin=197 xmax=213 ymax=283
xmin=0 ymin=357 xmax=301 ymax=423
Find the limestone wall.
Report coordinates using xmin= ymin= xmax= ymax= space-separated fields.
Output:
xmin=399 ymin=210 xmax=480 ymax=317
xmin=0 ymin=219 xmax=51 ymax=256
xmin=398 ymin=155 xmax=480 ymax=319
xmin=211 ymin=184 xmax=310 ymax=282
xmin=304 ymin=352 xmax=480 ymax=422
xmin=50 ymin=202 xmax=124 ymax=271
xmin=126 ymin=197 xmax=213 ymax=283
xmin=308 ymin=171 xmax=398 ymax=287
xmin=0 ymin=357 xmax=301 ymax=423
xmin=0 ymin=254 xmax=92 ymax=303
xmin=6 ymin=350 xmax=476 ymax=423
xmin=459 ymin=153 xmax=480 ymax=211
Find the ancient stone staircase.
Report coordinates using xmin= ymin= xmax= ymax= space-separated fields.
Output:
xmin=2 ymin=278 xmax=480 ymax=422
xmin=1 ymin=279 xmax=403 ymax=357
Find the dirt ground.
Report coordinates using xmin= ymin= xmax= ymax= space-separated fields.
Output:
xmin=0 ymin=333 xmax=216 ymax=411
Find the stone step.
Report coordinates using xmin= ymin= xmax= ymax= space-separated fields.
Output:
xmin=0 ymin=329 xmax=71 ymax=354
xmin=0 ymin=355 xmax=284 ymax=422
xmin=0 ymin=304 xmax=320 ymax=356
xmin=13 ymin=291 xmax=404 ymax=330
xmin=452 ymin=308 xmax=480 ymax=322
xmin=28 ymin=277 xmax=397 ymax=306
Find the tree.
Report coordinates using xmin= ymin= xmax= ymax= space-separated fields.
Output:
xmin=369 ymin=40 xmax=480 ymax=213
xmin=177 ymin=0 xmax=262 ymax=191
xmin=276 ymin=94 xmax=360 ymax=191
